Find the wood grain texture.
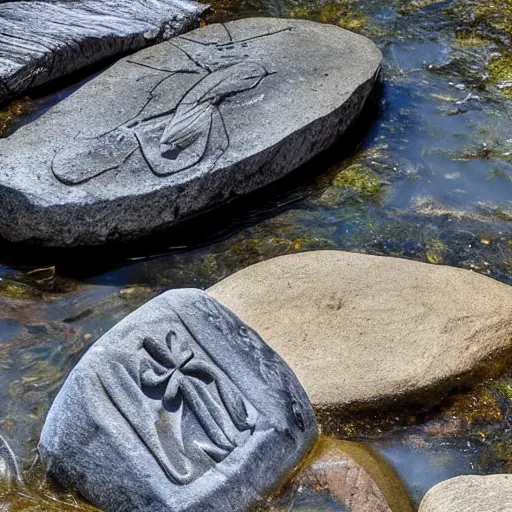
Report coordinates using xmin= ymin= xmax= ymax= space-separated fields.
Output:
xmin=0 ymin=0 xmax=207 ymax=103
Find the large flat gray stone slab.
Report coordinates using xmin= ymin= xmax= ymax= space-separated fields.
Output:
xmin=0 ymin=0 xmax=207 ymax=104
xmin=38 ymin=289 xmax=318 ymax=512
xmin=208 ymin=250 xmax=512 ymax=412
xmin=0 ymin=18 xmax=381 ymax=246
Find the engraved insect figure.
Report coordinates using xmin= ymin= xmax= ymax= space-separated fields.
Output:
xmin=136 ymin=61 xmax=269 ymax=176
xmin=140 ymin=329 xmax=256 ymax=462
xmin=52 ymin=60 xmax=270 ymax=185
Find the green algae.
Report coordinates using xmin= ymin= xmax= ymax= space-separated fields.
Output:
xmin=488 ymin=54 xmax=512 ymax=96
xmin=331 ymin=164 xmax=384 ymax=201
xmin=0 ymin=462 xmax=97 ymax=510
xmin=444 ymin=387 xmax=504 ymax=427
xmin=288 ymin=0 xmax=369 ymax=32
xmin=449 ymin=0 xmax=512 ymax=95
xmin=495 ymin=379 xmax=512 ymax=400
xmin=0 ymin=478 xmax=99 ymax=511
xmin=455 ymin=0 xmax=512 ymax=44
xmin=226 ymin=230 xmax=336 ymax=267
xmin=314 ymin=382 xmax=504 ymax=442
xmin=0 ymin=280 xmax=38 ymax=300
xmin=425 ymin=238 xmax=447 ymax=264
xmin=454 ymin=32 xmax=490 ymax=48
xmin=396 ymin=0 xmax=446 ymax=15
xmin=8 ymin=361 xmax=63 ymax=401
xmin=206 ymin=0 xmax=370 ymax=32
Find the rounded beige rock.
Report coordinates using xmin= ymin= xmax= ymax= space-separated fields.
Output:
xmin=419 ymin=475 xmax=512 ymax=512
xmin=208 ymin=250 xmax=512 ymax=411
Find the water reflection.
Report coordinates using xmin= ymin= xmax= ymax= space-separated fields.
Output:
xmin=374 ymin=438 xmax=483 ymax=505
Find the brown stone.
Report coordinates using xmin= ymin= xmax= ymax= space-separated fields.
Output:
xmin=290 ymin=437 xmax=412 ymax=512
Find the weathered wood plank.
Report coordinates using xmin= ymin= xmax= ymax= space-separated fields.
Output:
xmin=0 ymin=0 xmax=208 ymax=103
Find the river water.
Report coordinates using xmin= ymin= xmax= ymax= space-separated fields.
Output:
xmin=1 ymin=0 xmax=512 ymax=509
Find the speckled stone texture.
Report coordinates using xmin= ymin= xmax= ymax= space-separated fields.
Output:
xmin=419 ymin=475 xmax=512 ymax=512
xmin=38 ymin=289 xmax=318 ymax=512
xmin=0 ymin=18 xmax=381 ymax=246
xmin=0 ymin=0 xmax=207 ymax=104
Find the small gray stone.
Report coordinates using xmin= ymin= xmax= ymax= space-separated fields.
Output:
xmin=38 ymin=289 xmax=318 ymax=512
xmin=0 ymin=434 xmax=22 ymax=485
xmin=0 ymin=0 xmax=207 ymax=104
xmin=0 ymin=18 xmax=382 ymax=246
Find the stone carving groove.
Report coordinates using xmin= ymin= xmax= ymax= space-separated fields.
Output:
xmin=99 ymin=322 xmax=258 ymax=486
xmin=136 ymin=61 xmax=269 ymax=177
xmin=0 ymin=18 xmax=383 ymax=246
xmin=193 ymin=295 xmax=306 ymax=431
xmin=38 ymin=289 xmax=318 ymax=512
xmin=50 ymin=28 xmax=285 ymax=186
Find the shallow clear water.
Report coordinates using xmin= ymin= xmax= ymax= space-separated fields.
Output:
xmin=2 ymin=0 xmax=512 ymax=509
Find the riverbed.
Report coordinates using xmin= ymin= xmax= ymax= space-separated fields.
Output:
xmin=1 ymin=0 xmax=512 ymax=509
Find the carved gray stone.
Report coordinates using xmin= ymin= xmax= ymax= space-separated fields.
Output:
xmin=38 ymin=289 xmax=318 ymax=512
xmin=0 ymin=18 xmax=382 ymax=246
xmin=0 ymin=0 xmax=207 ymax=104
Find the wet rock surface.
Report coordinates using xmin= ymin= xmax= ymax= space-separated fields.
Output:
xmin=0 ymin=0 xmax=207 ymax=105
xmin=208 ymin=250 xmax=512 ymax=412
xmin=0 ymin=18 xmax=381 ymax=246
xmin=289 ymin=437 xmax=412 ymax=512
xmin=419 ymin=474 xmax=512 ymax=512
xmin=38 ymin=288 xmax=317 ymax=512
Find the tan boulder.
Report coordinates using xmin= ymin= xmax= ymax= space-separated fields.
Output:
xmin=419 ymin=475 xmax=512 ymax=511
xmin=208 ymin=250 xmax=512 ymax=411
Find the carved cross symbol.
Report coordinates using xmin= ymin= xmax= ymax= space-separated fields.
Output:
xmin=141 ymin=329 xmax=256 ymax=458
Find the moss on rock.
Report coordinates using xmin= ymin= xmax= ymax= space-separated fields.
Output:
xmin=488 ymin=54 xmax=512 ymax=96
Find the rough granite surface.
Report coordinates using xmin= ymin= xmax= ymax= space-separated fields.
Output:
xmin=0 ymin=18 xmax=382 ymax=246
xmin=38 ymin=289 xmax=318 ymax=512
xmin=0 ymin=0 xmax=207 ymax=104
xmin=208 ymin=250 xmax=512 ymax=412
xmin=419 ymin=475 xmax=512 ymax=512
